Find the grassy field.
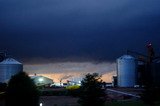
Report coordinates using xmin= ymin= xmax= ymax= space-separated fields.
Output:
xmin=106 ymin=101 xmax=144 ymax=106
xmin=40 ymin=96 xmax=160 ymax=106
xmin=105 ymin=101 xmax=160 ymax=106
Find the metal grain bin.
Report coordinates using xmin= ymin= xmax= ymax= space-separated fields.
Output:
xmin=117 ymin=55 xmax=137 ymax=87
xmin=0 ymin=58 xmax=23 ymax=83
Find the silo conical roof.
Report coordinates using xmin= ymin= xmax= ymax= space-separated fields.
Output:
xmin=118 ymin=55 xmax=135 ymax=60
xmin=0 ymin=58 xmax=22 ymax=65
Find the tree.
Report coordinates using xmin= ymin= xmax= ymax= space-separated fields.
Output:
xmin=0 ymin=83 xmax=7 ymax=92
xmin=5 ymin=72 xmax=39 ymax=106
xmin=78 ymin=73 xmax=106 ymax=106
xmin=141 ymin=64 xmax=160 ymax=105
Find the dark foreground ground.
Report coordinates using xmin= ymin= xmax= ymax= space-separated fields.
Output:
xmin=0 ymin=87 xmax=159 ymax=106
xmin=0 ymin=96 xmax=160 ymax=106
xmin=40 ymin=96 xmax=80 ymax=106
xmin=0 ymin=96 xmax=80 ymax=106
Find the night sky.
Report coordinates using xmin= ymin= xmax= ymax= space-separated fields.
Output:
xmin=0 ymin=0 xmax=160 ymax=82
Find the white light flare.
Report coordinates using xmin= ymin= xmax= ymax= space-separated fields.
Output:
xmin=38 ymin=78 xmax=44 ymax=82
xmin=40 ymin=103 xmax=43 ymax=106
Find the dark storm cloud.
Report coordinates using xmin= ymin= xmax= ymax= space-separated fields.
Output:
xmin=0 ymin=0 xmax=160 ymax=62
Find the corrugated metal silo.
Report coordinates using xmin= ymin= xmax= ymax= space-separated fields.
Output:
xmin=0 ymin=58 xmax=23 ymax=83
xmin=117 ymin=55 xmax=137 ymax=87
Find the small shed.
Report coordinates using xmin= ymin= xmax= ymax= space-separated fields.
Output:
xmin=30 ymin=75 xmax=53 ymax=86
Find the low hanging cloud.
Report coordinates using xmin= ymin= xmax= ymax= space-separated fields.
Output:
xmin=24 ymin=61 xmax=116 ymax=82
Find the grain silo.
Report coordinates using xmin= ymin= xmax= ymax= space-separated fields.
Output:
xmin=0 ymin=57 xmax=23 ymax=83
xmin=117 ymin=55 xmax=137 ymax=87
